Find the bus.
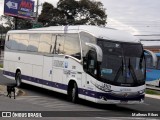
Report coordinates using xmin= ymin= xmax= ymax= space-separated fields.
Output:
xmin=3 ymin=25 xmax=156 ymax=104
xmin=145 ymin=52 xmax=160 ymax=87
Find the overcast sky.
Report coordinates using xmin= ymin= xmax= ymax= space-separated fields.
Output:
xmin=0 ymin=0 xmax=160 ymax=35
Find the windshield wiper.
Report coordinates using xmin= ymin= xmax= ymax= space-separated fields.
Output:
xmin=128 ymin=58 xmax=138 ymax=84
xmin=114 ymin=59 xmax=123 ymax=82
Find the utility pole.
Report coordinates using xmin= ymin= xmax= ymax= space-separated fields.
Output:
xmin=15 ymin=17 xmax=18 ymax=30
xmin=35 ymin=0 xmax=39 ymax=23
xmin=0 ymin=23 xmax=3 ymax=58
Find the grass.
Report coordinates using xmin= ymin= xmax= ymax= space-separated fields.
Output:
xmin=145 ymin=89 xmax=160 ymax=95
xmin=0 ymin=64 xmax=3 ymax=68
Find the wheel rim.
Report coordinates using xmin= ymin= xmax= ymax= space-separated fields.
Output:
xmin=72 ymin=87 xmax=76 ymax=101
xmin=16 ymin=74 xmax=21 ymax=86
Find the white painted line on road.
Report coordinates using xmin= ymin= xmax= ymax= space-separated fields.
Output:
xmin=142 ymin=103 xmax=150 ymax=105
xmin=146 ymin=94 xmax=160 ymax=100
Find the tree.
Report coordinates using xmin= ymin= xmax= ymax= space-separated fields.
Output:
xmin=0 ymin=15 xmax=14 ymax=29
xmin=0 ymin=15 xmax=33 ymax=30
xmin=38 ymin=2 xmax=55 ymax=26
xmin=38 ymin=0 xmax=107 ymax=26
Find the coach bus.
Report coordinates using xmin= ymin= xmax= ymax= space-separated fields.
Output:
xmin=3 ymin=25 xmax=156 ymax=104
xmin=145 ymin=52 xmax=160 ymax=87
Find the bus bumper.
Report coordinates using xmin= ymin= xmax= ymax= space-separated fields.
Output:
xmin=95 ymin=93 xmax=145 ymax=104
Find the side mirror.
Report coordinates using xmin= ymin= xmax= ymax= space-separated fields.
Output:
xmin=144 ymin=49 xmax=157 ymax=67
xmin=85 ymin=43 xmax=103 ymax=62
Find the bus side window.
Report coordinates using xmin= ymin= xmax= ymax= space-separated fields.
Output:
xmin=146 ymin=55 xmax=154 ymax=69
xmin=38 ymin=34 xmax=52 ymax=53
xmin=8 ymin=35 xmax=10 ymax=41
xmin=10 ymin=34 xmax=20 ymax=50
xmin=54 ymin=35 xmax=64 ymax=54
xmin=87 ymin=50 xmax=97 ymax=76
xmin=5 ymin=35 xmax=11 ymax=49
xmin=79 ymin=32 xmax=96 ymax=57
xmin=64 ymin=34 xmax=81 ymax=59
xmin=157 ymin=57 xmax=160 ymax=69
xmin=27 ymin=34 xmax=39 ymax=52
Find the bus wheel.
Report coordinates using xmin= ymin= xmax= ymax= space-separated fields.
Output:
xmin=15 ymin=72 xmax=22 ymax=87
xmin=68 ymin=82 xmax=78 ymax=103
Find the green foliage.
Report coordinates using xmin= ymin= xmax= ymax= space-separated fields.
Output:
xmin=32 ymin=22 xmax=43 ymax=28
xmin=0 ymin=64 xmax=3 ymax=68
xmin=0 ymin=15 xmax=33 ymax=30
xmin=145 ymin=89 xmax=160 ymax=95
xmin=38 ymin=2 xmax=55 ymax=26
xmin=38 ymin=0 xmax=107 ymax=26
xmin=0 ymin=25 xmax=10 ymax=34
xmin=0 ymin=15 xmax=14 ymax=29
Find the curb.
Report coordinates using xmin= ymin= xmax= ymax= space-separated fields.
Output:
xmin=145 ymin=94 xmax=160 ymax=100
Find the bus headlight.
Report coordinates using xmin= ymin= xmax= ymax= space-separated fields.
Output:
xmin=138 ymin=90 xmax=145 ymax=94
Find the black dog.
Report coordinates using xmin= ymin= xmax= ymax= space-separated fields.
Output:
xmin=6 ymin=84 xmax=17 ymax=99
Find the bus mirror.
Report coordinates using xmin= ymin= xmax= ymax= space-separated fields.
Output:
xmin=86 ymin=43 xmax=103 ymax=62
xmin=144 ymin=49 xmax=157 ymax=67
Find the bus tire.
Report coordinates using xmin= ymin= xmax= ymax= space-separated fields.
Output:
xmin=68 ymin=82 xmax=78 ymax=103
xmin=15 ymin=71 xmax=22 ymax=87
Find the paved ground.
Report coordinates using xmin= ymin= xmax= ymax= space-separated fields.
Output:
xmin=0 ymin=50 xmax=3 ymax=65
xmin=0 ymin=69 xmax=160 ymax=120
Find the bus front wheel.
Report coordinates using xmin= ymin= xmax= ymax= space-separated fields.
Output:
xmin=68 ymin=82 xmax=78 ymax=103
xmin=15 ymin=72 xmax=22 ymax=87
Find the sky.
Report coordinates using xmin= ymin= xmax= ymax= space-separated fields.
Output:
xmin=0 ymin=0 xmax=160 ymax=36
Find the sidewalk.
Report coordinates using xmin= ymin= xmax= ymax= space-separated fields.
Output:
xmin=145 ymin=94 xmax=160 ymax=100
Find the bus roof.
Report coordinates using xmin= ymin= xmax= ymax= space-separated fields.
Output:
xmin=7 ymin=25 xmax=140 ymax=43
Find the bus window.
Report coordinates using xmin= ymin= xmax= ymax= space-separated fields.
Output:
xmin=87 ymin=50 xmax=97 ymax=76
xmin=5 ymin=35 xmax=12 ymax=49
xmin=38 ymin=34 xmax=52 ymax=53
xmin=10 ymin=34 xmax=20 ymax=50
xmin=27 ymin=34 xmax=40 ymax=52
xmin=145 ymin=55 xmax=154 ymax=69
xmin=64 ymin=34 xmax=81 ymax=59
xmin=54 ymin=35 xmax=64 ymax=54
xmin=80 ymin=32 xmax=96 ymax=57
xmin=18 ymin=40 xmax=28 ymax=51
xmin=18 ymin=34 xmax=29 ymax=51
xmin=157 ymin=57 xmax=160 ymax=69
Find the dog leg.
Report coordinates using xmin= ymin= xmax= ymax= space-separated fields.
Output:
xmin=14 ymin=92 xmax=15 ymax=99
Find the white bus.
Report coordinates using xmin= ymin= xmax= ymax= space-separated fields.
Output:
xmin=3 ymin=25 xmax=155 ymax=104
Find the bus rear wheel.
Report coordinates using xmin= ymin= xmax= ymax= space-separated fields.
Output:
xmin=68 ymin=82 xmax=78 ymax=103
xmin=15 ymin=72 xmax=22 ymax=87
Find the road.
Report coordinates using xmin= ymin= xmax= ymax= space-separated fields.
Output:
xmin=0 ymin=70 xmax=160 ymax=120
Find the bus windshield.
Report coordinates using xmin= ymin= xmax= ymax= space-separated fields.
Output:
xmin=97 ymin=39 xmax=145 ymax=87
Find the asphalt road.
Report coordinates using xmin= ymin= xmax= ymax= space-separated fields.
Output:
xmin=0 ymin=70 xmax=160 ymax=120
